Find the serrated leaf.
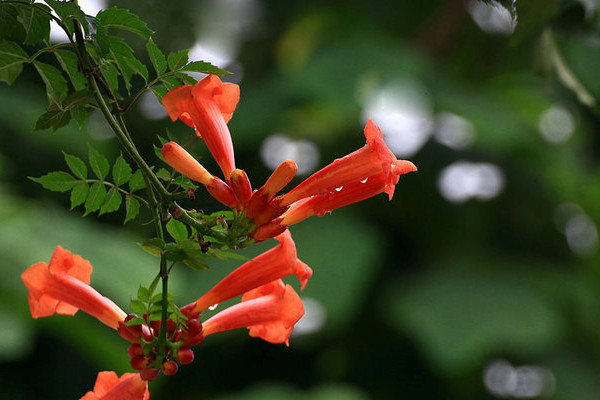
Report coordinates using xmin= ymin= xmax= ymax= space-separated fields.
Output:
xmin=180 ymin=60 xmax=229 ymax=76
xmin=34 ymin=109 xmax=71 ymax=131
xmin=70 ymin=105 xmax=88 ymax=128
xmin=128 ymin=170 xmax=145 ymax=192
xmin=0 ymin=39 xmax=27 ymax=85
xmin=113 ymin=154 xmax=132 ymax=186
xmin=150 ymin=86 xmax=168 ymax=102
xmin=84 ymin=182 xmax=107 ymax=215
xmin=146 ymin=37 xmax=166 ymax=76
xmin=16 ymin=2 xmax=51 ymax=45
xmin=54 ymin=49 xmax=87 ymax=91
xmin=0 ymin=4 xmax=18 ymax=40
xmin=30 ymin=171 xmax=78 ymax=192
xmin=137 ymin=286 xmax=151 ymax=302
xmin=124 ymin=195 xmax=140 ymax=224
xmin=137 ymin=238 xmax=165 ymax=257
xmin=70 ymin=182 xmax=88 ymax=209
xmin=107 ymin=35 xmax=148 ymax=91
xmin=33 ymin=61 xmax=68 ymax=102
xmin=167 ymin=49 xmax=189 ymax=71
xmin=88 ymin=146 xmax=110 ymax=180
xmin=99 ymin=187 xmax=122 ymax=215
xmin=130 ymin=299 xmax=146 ymax=314
xmin=161 ymin=75 xmax=182 ymax=91
xmin=175 ymin=72 xmax=197 ymax=85
xmin=44 ymin=0 xmax=88 ymax=36
xmin=166 ymin=219 xmax=188 ymax=241
xmin=63 ymin=152 xmax=87 ymax=179
xmin=99 ymin=62 xmax=120 ymax=93
xmin=95 ymin=7 xmax=153 ymax=38
xmin=156 ymin=168 xmax=172 ymax=181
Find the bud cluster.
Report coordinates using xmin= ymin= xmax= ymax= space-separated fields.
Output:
xmin=118 ymin=310 xmax=204 ymax=381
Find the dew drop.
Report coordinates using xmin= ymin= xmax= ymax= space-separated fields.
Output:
xmin=360 ymin=178 xmax=368 ymax=183
xmin=208 ymin=304 xmax=219 ymax=311
xmin=335 ymin=186 xmax=343 ymax=192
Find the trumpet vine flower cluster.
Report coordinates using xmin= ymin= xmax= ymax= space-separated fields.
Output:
xmin=22 ymin=74 xmax=415 ymax=399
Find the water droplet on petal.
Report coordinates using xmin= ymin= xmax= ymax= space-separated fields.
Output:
xmin=360 ymin=178 xmax=368 ymax=183
xmin=335 ymin=186 xmax=343 ymax=192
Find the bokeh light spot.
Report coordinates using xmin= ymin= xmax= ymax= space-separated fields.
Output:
xmin=538 ymin=106 xmax=575 ymax=144
xmin=261 ymin=134 xmax=320 ymax=176
xmin=438 ymin=161 xmax=504 ymax=203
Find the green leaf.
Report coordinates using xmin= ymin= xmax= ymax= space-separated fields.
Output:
xmin=137 ymin=286 xmax=151 ymax=302
xmin=124 ymin=316 xmax=146 ymax=326
xmin=130 ymin=299 xmax=146 ymax=315
xmin=70 ymin=105 xmax=88 ymax=128
xmin=146 ymin=37 xmax=166 ymax=76
xmin=70 ymin=182 xmax=88 ymax=209
xmin=99 ymin=62 xmax=120 ymax=93
xmin=54 ymin=49 xmax=87 ymax=91
xmin=156 ymin=168 xmax=172 ymax=181
xmin=84 ymin=182 xmax=107 ymax=215
xmin=161 ymin=75 xmax=182 ymax=91
xmin=137 ymin=238 xmax=165 ymax=257
xmin=88 ymin=146 xmax=110 ymax=180
xmin=183 ymin=257 xmax=210 ymax=271
xmin=166 ymin=219 xmax=188 ymax=241
xmin=33 ymin=61 xmax=68 ymax=102
xmin=175 ymin=72 xmax=197 ymax=85
xmin=30 ymin=171 xmax=78 ymax=192
xmin=128 ymin=170 xmax=145 ymax=192
xmin=113 ymin=154 xmax=132 ymax=186
xmin=16 ymin=2 xmax=51 ymax=45
xmin=180 ymin=60 xmax=229 ymax=76
xmin=124 ymin=195 xmax=140 ymax=224
xmin=167 ymin=49 xmax=189 ymax=71
xmin=44 ymin=0 xmax=88 ymax=36
xmin=34 ymin=109 xmax=71 ymax=131
xmin=0 ymin=4 xmax=18 ymax=40
xmin=150 ymin=86 xmax=168 ymax=102
xmin=0 ymin=40 xmax=27 ymax=85
xmin=99 ymin=187 xmax=122 ymax=215
xmin=107 ymin=35 xmax=148 ymax=91
xmin=63 ymin=152 xmax=87 ymax=179
xmin=95 ymin=7 xmax=153 ymax=38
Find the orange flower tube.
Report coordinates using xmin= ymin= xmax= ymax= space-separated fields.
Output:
xmin=21 ymin=246 xmax=127 ymax=330
xmin=79 ymin=371 xmax=149 ymax=400
xmin=187 ymin=229 xmax=311 ymax=313
xmin=162 ymin=75 xmax=239 ymax=179
xmin=280 ymin=119 xmax=416 ymax=206
xmin=202 ymin=280 xmax=304 ymax=345
xmin=161 ymin=141 xmax=237 ymax=208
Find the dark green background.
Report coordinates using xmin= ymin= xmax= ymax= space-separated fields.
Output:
xmin=2 ymin=0 xmax=600 ymax=398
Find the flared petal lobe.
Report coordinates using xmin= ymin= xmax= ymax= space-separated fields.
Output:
xmin=80 ymin=371 xmax=149 ymax=400
xmin=281 ymin=119 xmax=416 ymax=206
xmin=189 ymin=229 xmax=311 ymax=313
xmin=21 ymin=246 xmax=127 ymax=329
xmin=202 ymin=280 xmax=304 ymax=345
xmin=161 ymin=75 xmax=239 ymax=179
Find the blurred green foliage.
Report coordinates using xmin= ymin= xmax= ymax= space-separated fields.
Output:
xmin=2 ymin=0 xmax=600 ymax=399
